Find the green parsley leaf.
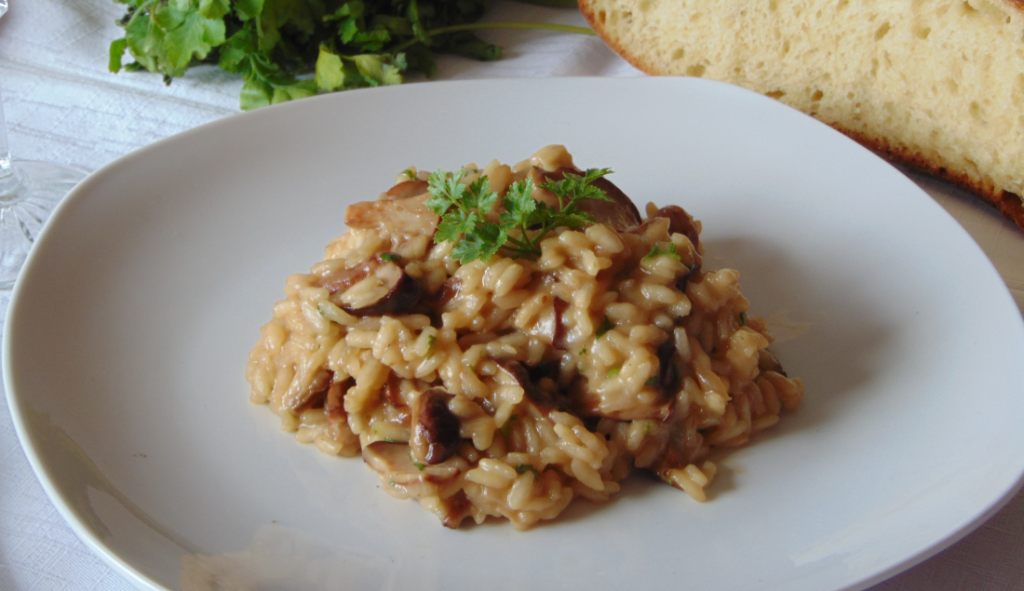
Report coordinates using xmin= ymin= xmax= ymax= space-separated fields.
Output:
xmin=114 ymin=0 xmax=574 ymax=109
xmin=379 ymin=252 xmax=401 ymax=262
xmin=607 ymin=367 xmax=621 ymax=378
xmin=644 ymin=242 xmax=681 ymax=261
xmin=516 ymin=463 xmax=542 ymax=477
xmin=645 ymin=376 xmax=659 ymax=387
xmin=428 ymin=167 xmax=616 ymax=263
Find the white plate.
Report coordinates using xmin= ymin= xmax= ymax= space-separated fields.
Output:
xmin=6 ymin=78 xmax=1024 ymax=591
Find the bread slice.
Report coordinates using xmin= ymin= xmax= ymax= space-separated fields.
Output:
xmin=579 ymin=0 xmax=1024 ymax=230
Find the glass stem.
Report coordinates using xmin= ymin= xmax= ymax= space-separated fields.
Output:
xmin=0 ymin=79 xmax=20 ymax=199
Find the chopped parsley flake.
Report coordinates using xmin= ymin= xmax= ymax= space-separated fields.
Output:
xmin=380 ymin=252 xmax=401 ymax=262
xmin=644 ymin=242 xmax=680 ymax=261
xmin=516 ymin=464 xmax=541 ymax=477
xmin=607 ymin=367 xmax=621 ymax=378
xmin=500 ymin=414 xmax=519 ymax=437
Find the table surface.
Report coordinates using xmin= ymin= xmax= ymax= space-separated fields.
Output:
xmin=1 ymin=1 xmax=1022 ymax=590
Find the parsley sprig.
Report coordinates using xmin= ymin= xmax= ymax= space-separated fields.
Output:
xmin=109 ymin=0 xmax=596 ymax=110
xmin=425 ymin=167 xmax=614 ymax=263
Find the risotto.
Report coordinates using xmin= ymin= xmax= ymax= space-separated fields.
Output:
xmin=245 ymin=146 xmax=803 ymax=530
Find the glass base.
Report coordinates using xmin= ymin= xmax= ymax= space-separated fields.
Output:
xmin=1 ymin=160 xmax=88 ymax=290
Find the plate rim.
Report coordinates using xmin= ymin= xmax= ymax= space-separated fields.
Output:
xmin=5 ymin=76 xmax=1024 ymax=591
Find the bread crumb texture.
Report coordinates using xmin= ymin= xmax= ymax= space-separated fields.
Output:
xmin=580 ymin=0 xmax=1024 ymax=229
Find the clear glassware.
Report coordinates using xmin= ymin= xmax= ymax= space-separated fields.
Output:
xmin=0 ymin=0 xmax=88 ymax=289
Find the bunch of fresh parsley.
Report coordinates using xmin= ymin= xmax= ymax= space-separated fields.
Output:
xmin=109 ymin=0 xmax=591 ymax=110
xmin=425 ymin=167 xmax=613 ymax=263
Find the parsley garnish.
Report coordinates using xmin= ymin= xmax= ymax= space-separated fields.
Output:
xmin=425 ymin=168 xmax=614 ymax=263
xmin=500 ymin=413 xmax=519 ymax=437
xmin=110 ymin=0 xmax=597 ymax=110
xmin=427 ymin=334 xmax=437 ymax=348
xmin=644 ymin=243 xmax=681 ymax=261
xmin=645 ymin=376 xmax=659 ymax=387
xmin=596 ymin=316 xmax=614 ymax=339
xmin=739 ymin=311 xmax=747 ymax=326
xmin=607 ymin=367 xmax=621 ymax=378
xmin=380 ymin=252 xmax=401 ymax=262
xmin=516 ymin=464 xmax=541 ymax=477
xmin=579 ymin=348 xmax=587 ymax=355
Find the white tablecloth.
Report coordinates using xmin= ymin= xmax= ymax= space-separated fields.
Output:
xmin=1 ymin=1 xmax=1022 ymax=589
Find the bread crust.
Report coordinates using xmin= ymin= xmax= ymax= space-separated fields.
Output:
xmin=579 ymin=0 xmax=1024 ymax=231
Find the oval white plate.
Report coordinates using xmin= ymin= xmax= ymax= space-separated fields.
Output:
xmin=6 ymin=78 xmax=1024 ymax=591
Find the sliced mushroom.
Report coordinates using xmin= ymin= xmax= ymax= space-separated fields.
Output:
xmin=316 ymin=256 xmax=380 ymax=294
xmin=325 ymin=377 xmax=353 ymax=420
xmin=340 ymin=261 xmax=423 ymax=317
xmin=657 ymin=337 xmax=681 ymax=394
xmin=382 ymin=180 xmax=428 ymax=201
xmin=497 ymin=360 xmax=560 ymax=413
xmin=677 ymin=263 xmax=702 ymax=292
xmin=654 ymin=205 xmax=701 ymax=252
xmin=344 ymin=193 xmax=440 ymax=255
xmin=362 ymin=441 xmax=461 ymax=490
xmin=758 ymin=349 xmax=788 ymax=377
xmin=324 ymin=378 xmax=361 ymax=456
xmin=381 ymin=370 xmax=405 ymax=407
xmin=284 ymin=369 xmax=333 ymax=411
xmin=410 ymin=389 xmax=462 ymax=465
xmin=438 ymin=489 xmax=472 ymax=529
xmin=532 ymin=167 xmax=643 ymax=232
xmin=552 ymin=297 xmax=569 ymax=351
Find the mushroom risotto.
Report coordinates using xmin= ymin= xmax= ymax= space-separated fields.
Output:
xmin=245 ymin=146 xmax=803 ymax=530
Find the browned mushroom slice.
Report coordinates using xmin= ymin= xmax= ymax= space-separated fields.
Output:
xmin=496 ymin=360 xmax=560 ymax=413
xmin=552 ymin=297 xmax=569 ymax=351
xmin=651 ymin=416 xmax=709 ymax=483
xmin=344 ymin=193 xmax=440 ymax=253
xmin=382 ymin=180 xmax=428 ymax=201
xmin=284 ymin=369 xmax=333 ymax=411
xmin=533 ymin=167 xmax=643 ymax=232
xmin=657 ymin=338 xmax=681 ymax=394
xmin=324 ymin=378 xmax=361 ymax=456
xmin=438 ymin=489 xmax=472 ymax=529
xmin=362 ymin=441 xmax=461 ymax=491
xmin=325 ymin=377 xmax=353 ymax=421
xmin=758 ymin=349 xmax=788 ymax=377
xmin=341 ymin=261 xmax=423 ymax=317
xmin=381 ymin=370 xmax=405 ymax=407
xmin=677 ymin=263 xmax=702 ymax=291
xmin=654 ymin=205 xmax=701 ymax=252
xmin=316 ymin=256 xmax=380 ymax=294
xmin=410 ymin=389 xmax=462 ymax=465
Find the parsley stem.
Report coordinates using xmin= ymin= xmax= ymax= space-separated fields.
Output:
xmin=391 ymin=22 xmax=596 ymax=54
xmin=125 ymin=0 xmax=159 ymax=29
